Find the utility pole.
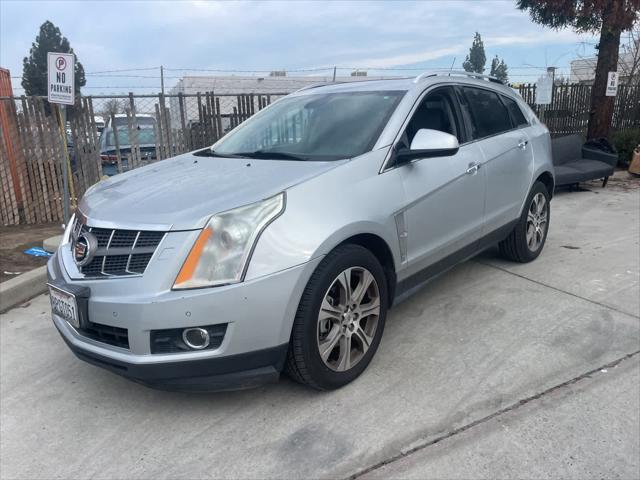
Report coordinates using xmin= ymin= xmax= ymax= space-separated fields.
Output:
xmin=160 ymin=65 xmax=165 ymax=95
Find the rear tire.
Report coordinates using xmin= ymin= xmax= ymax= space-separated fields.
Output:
xmin=285 ymin=244 xmax=388 ymax=390
xmin=499 ymin=181 xmax=550 ymax=263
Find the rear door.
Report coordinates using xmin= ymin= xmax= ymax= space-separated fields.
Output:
xmin=397 ymin=86 xmax=486 ymax=277
xmin=458 ymin=86 xmax=534 ymax=233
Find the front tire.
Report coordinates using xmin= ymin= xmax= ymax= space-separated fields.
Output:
xmin=499 ymin=181 xmax=551 ymax=263
xmin=285 ymin=244 xmax=388 ymax=390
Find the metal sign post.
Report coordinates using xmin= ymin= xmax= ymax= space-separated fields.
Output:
xmin=58 ymin=105 xmax=70 ymax=223
xmin=47 ymin=52 xmax=75 ymax=224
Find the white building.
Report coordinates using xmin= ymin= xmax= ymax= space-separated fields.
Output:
xmin=168 ymin=72 xmax=386 ymax=97
xmin=570 ymin=47 xmax=639 ymax=84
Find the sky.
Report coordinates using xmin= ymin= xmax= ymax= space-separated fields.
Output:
xmin=0 ymin=0 xmax=599 ymax=94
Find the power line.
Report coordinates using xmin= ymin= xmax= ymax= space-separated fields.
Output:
xmin=14 ymin=67 xmax=585 ymax=81
xmin=10 ymin=64 xmax=596 ymax=82
xmin=82 ymin=74 xmax=169 ymax=79
xmin=85 ymin=66 xmax=160 ymax=74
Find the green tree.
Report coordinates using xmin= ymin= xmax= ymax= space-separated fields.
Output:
xmin=489 ymin=56 xmax=509 ymax=82
xmin=462 ymin=32 xmax=487 ymax=74
xmin=517 ymin=0 xmax=639 ymax=139
xmin=22 ymin=21 xmax=86 ymax=97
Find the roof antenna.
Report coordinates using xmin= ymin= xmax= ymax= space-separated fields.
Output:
xmin=449 ymin=57 xmax=456 ymax=76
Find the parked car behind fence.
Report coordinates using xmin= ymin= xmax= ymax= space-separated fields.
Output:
xmin=99 ymin=114 xmax=157 ymax=175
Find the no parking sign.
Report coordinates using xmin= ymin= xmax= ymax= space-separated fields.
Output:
xmin=47 ymin=52 xmax=75 ymax=105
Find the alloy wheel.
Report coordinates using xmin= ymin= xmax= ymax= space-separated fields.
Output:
xmin=526 ymin=192 xmax=548 ymax=252
xmin=316 ymin=267 xmax=381 ymax=372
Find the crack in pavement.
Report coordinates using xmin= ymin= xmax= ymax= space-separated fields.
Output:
xmin=476 ymin=260 xmax=640 ymax=320
xmin=348 ymin=350 xmax=640 ymax=480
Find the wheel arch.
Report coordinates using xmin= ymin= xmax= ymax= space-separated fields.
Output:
xmin=277 ymin=224 xmax=401 ymax=347
xmin=535 ymin=170 xmax=555 ymax=198
xmin=515 ymin=168 xmax=554 ymax=233
xmin=335 ymin=233 xmax=398 ymax=306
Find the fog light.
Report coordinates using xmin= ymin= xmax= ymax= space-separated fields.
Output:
xmin=182 ymin=327 xmax=210 ymax=350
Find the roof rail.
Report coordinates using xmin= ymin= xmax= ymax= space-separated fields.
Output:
xmin=413 ymin=70 xmax=503 ymax=85
xmin=294 ymin=82 xmax=333 ymax=93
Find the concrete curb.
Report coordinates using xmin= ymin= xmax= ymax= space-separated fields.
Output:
xmin=0 ymin=266 xmax=48 ymax=314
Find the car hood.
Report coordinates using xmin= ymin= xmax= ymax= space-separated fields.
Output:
xmin=79 ymin=151 xmax=346 ymax=230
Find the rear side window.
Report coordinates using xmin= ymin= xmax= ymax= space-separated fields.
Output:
xmin=462 ymin=87 xmax=512 ymax=139
xmin=502 ymin=95 xmax=529 ymax=127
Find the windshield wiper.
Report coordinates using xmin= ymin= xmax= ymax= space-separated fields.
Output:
xmin=232 ymin=150 xmax=308 ymax=161
xmin=194 ymin=148 xmax=247 ymax=158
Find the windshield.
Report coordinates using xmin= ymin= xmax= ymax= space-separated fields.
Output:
xmin=107 ymin=124 xmax=156 ymax=147
xmin=213 ymin=90 xmax=405 ymax=161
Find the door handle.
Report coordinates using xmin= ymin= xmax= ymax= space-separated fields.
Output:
xmin=518 ymin=139 xmax=529 ymax=149
xmin=466 ymin=162 xmax=480 ymax=175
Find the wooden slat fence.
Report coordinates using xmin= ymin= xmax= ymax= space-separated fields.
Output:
xmin=515 ymin=83 xmax=640 ymax=137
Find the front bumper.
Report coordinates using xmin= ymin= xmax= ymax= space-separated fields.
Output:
xmin=58 ymin=331 xmax=288 ymax=391
xmin=47 ymin=249 xmax=321 ymax=391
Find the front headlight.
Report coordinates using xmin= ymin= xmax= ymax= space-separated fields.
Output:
xmin=173 ymin=193 xmax=285 ymax=289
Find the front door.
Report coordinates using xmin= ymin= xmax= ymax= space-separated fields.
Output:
xmin=397 ymin=87 xmax=486 ymax=278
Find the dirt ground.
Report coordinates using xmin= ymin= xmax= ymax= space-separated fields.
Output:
xmin=0 ymin=223 xmax=63 ymax=283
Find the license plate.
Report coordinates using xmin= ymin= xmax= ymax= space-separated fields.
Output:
xmin=49 ymin=285 xmax=79 ymax=329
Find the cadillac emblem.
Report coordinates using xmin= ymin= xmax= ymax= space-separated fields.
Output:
xmin=72 ymin=231 xmax=98 ymax=267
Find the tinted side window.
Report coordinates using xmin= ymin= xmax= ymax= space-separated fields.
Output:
xmin=402 ymin=88 xmax=463 ymax=148
xmin=502 ymin=95 xmax=529 ymax=127
xmin=462 ymin=87 xmax=512 ymax=138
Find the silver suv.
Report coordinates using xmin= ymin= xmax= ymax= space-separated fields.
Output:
xmin=48 ymin=72 xmax=554 ymax=391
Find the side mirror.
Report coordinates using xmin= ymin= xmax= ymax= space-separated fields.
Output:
xmin=396 ymin=129 xmax=460 ymax=164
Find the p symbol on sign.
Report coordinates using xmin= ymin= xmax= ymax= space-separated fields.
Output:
xmin=56 ymin=56 xmax=67 ymax=71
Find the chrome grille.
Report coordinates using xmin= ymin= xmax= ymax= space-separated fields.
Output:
xmin=73 ymin=219 xmax=165 ymax=278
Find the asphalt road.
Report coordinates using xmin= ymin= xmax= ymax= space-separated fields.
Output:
xmin=1 ymin=179 xmax=639 ymax=479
